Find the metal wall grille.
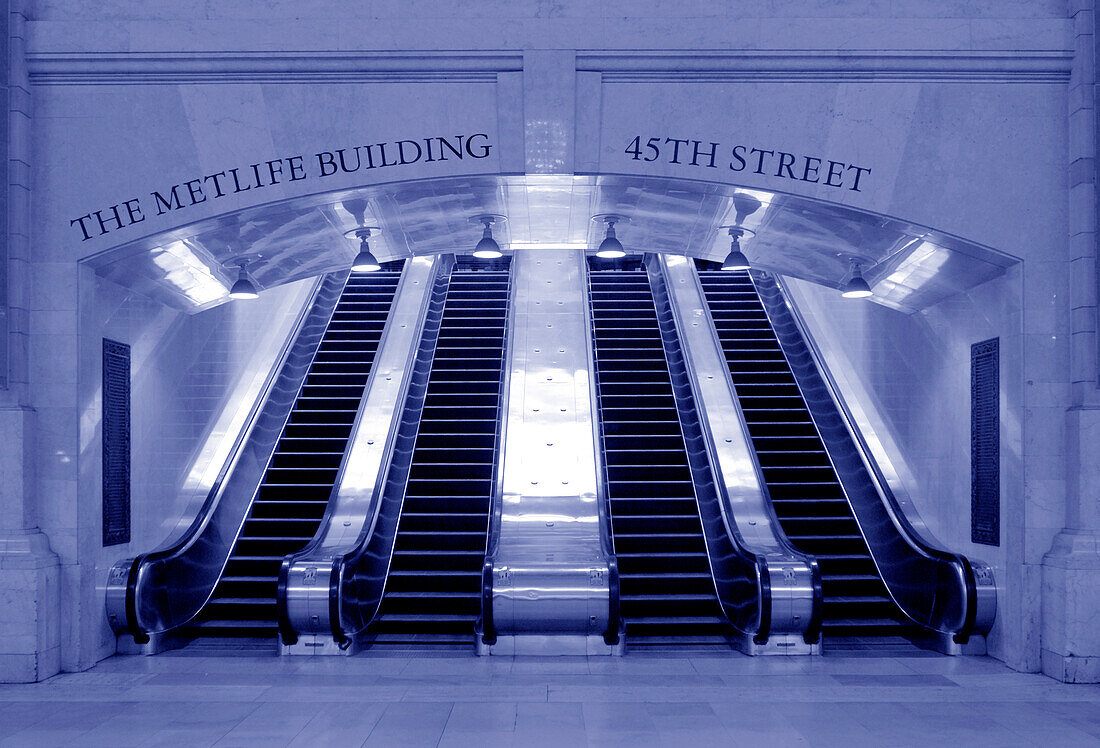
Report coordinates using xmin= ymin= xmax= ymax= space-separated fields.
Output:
xmin=971 ymin=338 xmax=999 ymax=546
xmin=102 ymin=338 xmax=131 ymax=546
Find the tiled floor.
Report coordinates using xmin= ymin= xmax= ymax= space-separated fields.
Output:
xmin=1 ymin=650 xmax=1098 ymax=747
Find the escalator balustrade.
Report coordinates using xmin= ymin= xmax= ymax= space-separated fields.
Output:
xmin=183 ymin=265 xmax=404 ymax=641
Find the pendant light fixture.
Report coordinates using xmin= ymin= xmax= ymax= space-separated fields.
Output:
xmin=347 ymin=227 xmax=382 ymax=272
xmin=471 ymin=215 xmax=506 ymax=259
xmin=718 ymin=226 xmax=754 ymax=271
xmin=595 ymin=215 xmax=626 ymax=258
xmin=842 ymin=261 xmax=874 ymax=298
xmin=226 ymin=257 xmax=260 ymax=300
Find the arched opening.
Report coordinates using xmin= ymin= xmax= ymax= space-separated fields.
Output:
xmin=81 ymin=172 xmax=1019 ymax=657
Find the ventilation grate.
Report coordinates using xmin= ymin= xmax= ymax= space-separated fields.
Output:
xmin=102 ymin=338 xmax=131 ymax=547
xmin=971 ymin=338 xmax=999 ymax=546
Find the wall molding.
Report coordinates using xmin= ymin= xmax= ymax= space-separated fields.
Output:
xmin=26 ymin=49 xmax=1072 ymax=86
xmin=579 ymin=51 xmax=1072 ymax=83
xmin=27 ymin=51 xmax=523 ymax=85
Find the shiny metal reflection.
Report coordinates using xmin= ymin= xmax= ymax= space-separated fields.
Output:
xmin=83 ymin=174 xmax=1015 ymax=316
xmin=481 ymin=248 xmax=620 ymax=656
xmin=841 ymin=262 xmax=873 ymax=298
xmin=280 ymin=255 xmax=447 ymax=652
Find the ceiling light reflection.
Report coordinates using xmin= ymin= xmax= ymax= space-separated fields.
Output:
xmin=150 ymin=241 xmax=228 ymax=306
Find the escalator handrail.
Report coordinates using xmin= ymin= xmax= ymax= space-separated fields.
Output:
xmin=580 ymin=260 xmax=622 ymax=645
xmin=765 ymin=273 xmax=993 ymax=640
xmin=277 ymin=257 xmax=447 ymax=645
xmin=480 ymin=261 xmax=517 ymax=645
xmin=652 ymin=256 xmax=820 ymax=644
xmin=106 ymin=272 xmax=340 ymax=640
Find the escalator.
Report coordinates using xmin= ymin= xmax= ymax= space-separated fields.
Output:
xmin=588 ymin=261 xmax=730 ymax=646
xmin=369 ymin=259 xmax=510 ymax=644
xmin=697 ymin=267 xmax=919 ymax=644
xmin=183 ymin=264 xmax=404 ymax=641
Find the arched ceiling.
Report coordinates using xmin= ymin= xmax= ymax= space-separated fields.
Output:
xmin=82 ymin=174 xmax=1017 ymax=314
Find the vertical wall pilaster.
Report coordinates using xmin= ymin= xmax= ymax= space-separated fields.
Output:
xmin=523 ymin=50 xmax=576 ymax=175
xmin=1040 ymin=0 xmax=1100 ymax=685
xmin=0 ymin=0 xmax=62 ymax=683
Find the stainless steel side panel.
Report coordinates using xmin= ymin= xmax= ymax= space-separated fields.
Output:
xmin=282 ymin=256 xmax=445 ymax=648
xmin=656 ymin=255 xmax=818 ymax=649
xmin=106 ymin=273 xmax=343 ymax=640
xmin=484 ymin=249 xmax=614 ymax=653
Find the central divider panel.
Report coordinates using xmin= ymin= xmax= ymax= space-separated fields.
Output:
xmin=480 ymin=248 xmax=620 ymax=655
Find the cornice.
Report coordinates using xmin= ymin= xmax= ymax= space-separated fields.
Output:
xmin=27 ymin=52 xmax=523 ymax=85
xmin=579 ymin=51 xmax=1073 ymax=83
xmin=26 ymin=49 xmax=1072 ymax=86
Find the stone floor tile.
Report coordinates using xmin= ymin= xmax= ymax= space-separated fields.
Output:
xmin=513 ymin=702 xmax=587 ymax=747
xmin=286 ymin=702 xmax=389 ymax=748
xmin=362 ymin=701 xmax=454 ymax=746
xmin=0 ymin=652 xmax=1095 ymax=745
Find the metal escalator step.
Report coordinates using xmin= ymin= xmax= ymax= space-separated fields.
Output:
xmin=625 ymin=616 xmax=727 ymax=625
xmin=608 ymin=484 xmax=700 ymax=498
xmin=234 ymin=535 xmax=310 ymax=542
xmin=765 ymin=481 xmax=843 ymax=488
xmin=220 ymin=576 xmax=271 ymax=584
xmin=824 ymin=595 xmax=895 ymax=605
xmin=243 ymin=516 xmax=322 ymax=523
xmin=624 ymin=635 xmax=731 ymax=647
xmin=385 ymin=591 xmax=479 ymax=599
xmin=207 ymin=597 xmax=275 ymax=606
xmin=612 ymin=516 xmax=702 ymax=532
xmin=785 ymin=534 xmax=863 ymax=541
xmin=388 ymin=569 xmax=481 ymax=577
xmin=615 ymin=533 xmax=703 ymax=541
xmin=761 ymin=467 xmax=839 ymax=480
xmin=822 ymin=618 xmax=910 ymax=628
xmin=189 ymin=618 xmax=278 ymax=627
xmin=609 ymin=495 xmax=699 ymax=503
xmin=375 ymin=614 xmax=477 ymax=623
xmin=604 ymin=451 xmax=690 ymax=463
xmin=251 ymin=499 xmax=331 ymax=508
xmin=622 ymin=594 xmax=716 ymax=603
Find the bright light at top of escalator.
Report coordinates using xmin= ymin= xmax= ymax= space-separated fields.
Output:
xmin=150 ymin=240 xmax=228 ymax=306
xmin=841 ymin=263 xmax=873 ymax=298
xmin=472 ymin=215 xmax=505 ymax=259
xmin=595 ymin=216 xmax=626 ymax=258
